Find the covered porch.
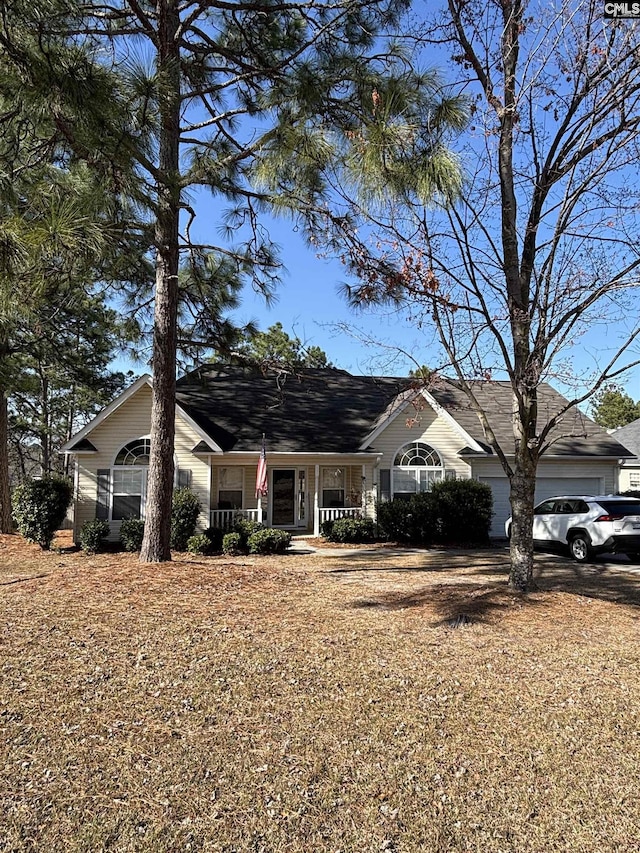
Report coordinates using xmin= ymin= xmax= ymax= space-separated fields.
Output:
xmin=207 ymin=457 xmax=378 ymax=534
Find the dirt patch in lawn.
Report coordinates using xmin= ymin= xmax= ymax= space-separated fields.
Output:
xmin=2 ymin=532 xmax=640 ymax=852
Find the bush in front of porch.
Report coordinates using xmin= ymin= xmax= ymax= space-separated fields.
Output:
xmin=321 ymin=516 xmax=376 ymax=544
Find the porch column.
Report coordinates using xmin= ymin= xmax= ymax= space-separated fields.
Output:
xmin=257 ymin=495 xmax=262 ymax=524
xmin=314 ymin=463 xmax=320 ymax=535
xmin=362 ymin=463 xmax=366 ymax=517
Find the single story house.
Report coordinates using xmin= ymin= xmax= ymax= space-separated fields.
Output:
xmin=611 ymin=418 xmax=640 ymax=492
xmin=62 ymin=365 xmax=634 ymax=541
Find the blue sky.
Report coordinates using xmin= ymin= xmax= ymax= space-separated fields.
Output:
xmin=120 ymin=211 xmax=640 ymax=408
xmin=221 ymin=220 xmax=429 ymax=377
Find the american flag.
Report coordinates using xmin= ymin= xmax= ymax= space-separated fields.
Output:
xmin=255 ymin=435 xmax=268 ymax=498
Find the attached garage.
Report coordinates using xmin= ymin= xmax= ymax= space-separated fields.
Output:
xmin=480 ymin=476 xmax=604 ymax=538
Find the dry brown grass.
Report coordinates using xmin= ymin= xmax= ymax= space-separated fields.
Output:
xmin=2 ymin=533 xmax=640 ymax=852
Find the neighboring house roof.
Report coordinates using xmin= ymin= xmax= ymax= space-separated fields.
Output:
xmin=173 ymin=364 xmax=631 ymax=459
xmin=612 ymin=418 xmax=640 ymax=459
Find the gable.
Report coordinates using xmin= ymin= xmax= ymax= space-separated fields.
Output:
xmin=64 ymin=379 xmax=220 ymax=461
xmin=371 ymin=398 xmax=472 ymax=475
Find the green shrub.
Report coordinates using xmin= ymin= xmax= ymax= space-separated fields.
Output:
xmin=377 ymin=493 xmax=436 ymax=545
xmin=187 ymin=533 xmax=212 ymax=555
xmin=233 ymin=516 xmax=263 ymax=545
xmin=247 ymin=528 xmax=291 ymax=554
xmin=620 ymin=490 xmax=640 ymax=499
xmin=12 ymin=475 xmax=73 ymax=550
xmin=120 ymin=518 xmax=145 ymax=552
xmin=170 ymin=487 xmax=202 ymax=551
xmin=203 ymin=526 xmax=224 ymax=553
xmin=222 ymin=532 xmax=243 ymax=556
xmin=320 ymin=519 xmax=335 ymax=539
xmin=431 ymin=479 xmax=493 ymax=544
xmin=79 ymin=519 xmax=111 ymax=554
xmin=325 ymin=516 xmax=376 ymax=544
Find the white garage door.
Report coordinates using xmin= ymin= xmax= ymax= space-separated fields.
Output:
xmin=480 ymin=476 xmax=603 ymax=538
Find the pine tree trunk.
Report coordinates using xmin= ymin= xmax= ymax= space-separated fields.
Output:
xmin=140 ymin=0 xmax=180 ymax=563
xmin=0 ymin=389 xmax=12 ymax=533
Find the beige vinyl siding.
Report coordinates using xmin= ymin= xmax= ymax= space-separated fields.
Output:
xmin=373 ymin=403 xmax=472 ymax=480
xmin=75 ymin=383 xmax=210 ymax=541
xmin=470 ymin=458 xmax=619 ymax=494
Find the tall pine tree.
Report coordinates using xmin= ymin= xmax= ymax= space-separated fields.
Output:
xmin=2 ymin=0 xmax=415 ymax=560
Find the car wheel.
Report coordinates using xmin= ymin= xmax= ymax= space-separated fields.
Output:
xmin=569 ymin=534 xmax=591 ymax=563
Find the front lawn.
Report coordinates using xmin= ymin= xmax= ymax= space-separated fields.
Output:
xmin=1 ymin=534 xmax=639 ymax=852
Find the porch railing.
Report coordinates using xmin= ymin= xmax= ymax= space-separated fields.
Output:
xmin=209 ymin=508 xmax=263 ymax=531
xmin=318 ymin=506 xmax=362 ymax=526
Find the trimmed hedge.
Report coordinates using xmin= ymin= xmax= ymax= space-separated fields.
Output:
xmin=323 ymin=516 xmax=376 ymax=544
xmin=377 ymin=480 xmax=493 ymax=546
xmin=430 ymin=479 xmax=493 ymax=544
xmin=12 ymin=475 xmax=73 ymax=550
xmin=203 ymin=526 xmax=224 ymax=553
xmin=377 ymin=492 xmax=436 ymax=545
xmin=222 ymin=532 xmax=243 ymax=556
xmin=233 ymin=517 xmax=263 ymax=544
xmin=120 ymin=518 xmax=145 ymax=552
xmin=79 ymin=519 xmax=111 ymax=554
xmin=247 ymin=528 xmax=291 ymax=554
xmin=187 ymin=533 xmax=212 ymax=555
xmin=170 ymin=487 xmax=202 ymax=551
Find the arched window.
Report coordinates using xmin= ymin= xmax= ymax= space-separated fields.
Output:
xmin=114 ymin=438 xmax=151 ymax=466
xmin=392 ymin=441 xmax=443 ymax=498
xmin=394 ymin=442 xmax=442 ymax=468
xmin=112 ymin=438 xmax=150 ymax=520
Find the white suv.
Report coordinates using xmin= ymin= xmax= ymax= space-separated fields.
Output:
xmin=505 ymin=495 xmax=640 ymax=562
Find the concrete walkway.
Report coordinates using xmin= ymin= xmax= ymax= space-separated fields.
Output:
xmin=289 ymin=538 xmax=448 ymax=558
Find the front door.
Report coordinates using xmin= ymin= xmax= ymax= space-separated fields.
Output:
xmin=272 ymin=469 xmax=296 ymax=526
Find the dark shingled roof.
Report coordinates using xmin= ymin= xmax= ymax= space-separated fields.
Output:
xmin=426 ymin=380 xmax=634 ymax=458
xmin=612 ymin=418 xmax=640 ymax=459
xmin=176 ymin=365 xmax=408 ymax=453
xmin=175 ymin=364 xmax=632 ymax=459
xmin=66 ymin=438 xmax=98 ymax=452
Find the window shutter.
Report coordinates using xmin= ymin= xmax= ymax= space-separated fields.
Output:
xmin=178 ymin=468 xmax=192 ymax=488
xmin=96 ymin=470 xmax=110 ymax=520
xmin=379 ymin=469 xmax=391 ymax=502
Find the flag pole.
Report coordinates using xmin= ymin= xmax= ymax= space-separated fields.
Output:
xmin=255 ymin=433 xmax=268 ymax=523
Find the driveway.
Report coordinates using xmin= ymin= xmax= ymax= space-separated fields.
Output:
xmin=293 ymin=538 xmax=640 ymax=609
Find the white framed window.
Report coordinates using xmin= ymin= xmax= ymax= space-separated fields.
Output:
xmin=112 ymin=468 xmax=146 ymax=520
xmin=392 ymin=441 xmax=443 ymax=499
xmin=629 ymin=471 xmax=640 ymax=488
xmin=114 ymin=438 xmax=151 ymax=466
xmin=111 ymin=438 xmax=151 ymax=520
xmin=321 ymin=467 xmax=345 ymax=507
xmin=218 ymin=467 xmax=243 ymax=509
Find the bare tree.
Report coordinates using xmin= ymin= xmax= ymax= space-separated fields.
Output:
xmin=284 ymin=0 xmax=640 ymax=590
